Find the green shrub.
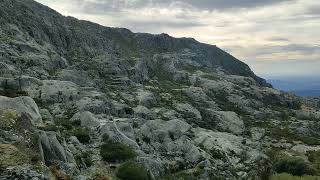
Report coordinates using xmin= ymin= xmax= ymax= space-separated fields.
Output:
xmin=102 ymin=133 xmax=110 ymax=142
xmin=307 ymin=150 xmax=320 ymax=163
xmin=270 ymin=126 xmax=320 ymax=146
xmin=274 ymin=155 xmax=316 ymax=176
xmin=271 ymin=173 xmax=320 ymax=180
xmin=0 ymin=110 xmax=17 ymax=129
xmin=116 ymin=161 xmax=150 ymax=180
xmin=160 ymin=167 xmax=205 ymax=180
xmin=100 ymin=142 xmax=137 ymax=162
xmin=307 ymin=150 xmax=320 ymax=173
xmin=0 ymin=89 xmax=28 ymax=98
xmin=75 ymin=153 xmax=92 ymax=168
xmin=210 ymin=148 xmax=226 ymax=160
xmin=73 ymin=128 xmax=90 ymax=143
xmin=39 ymin=124 xmax=59 ymax=132
xmin=55 ymin=118 xmax=73 ymax=130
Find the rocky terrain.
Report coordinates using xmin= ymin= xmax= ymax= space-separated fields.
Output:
xmin=1 ymin=0 xmax=320 ymax=179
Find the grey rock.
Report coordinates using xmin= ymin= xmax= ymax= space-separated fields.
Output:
xmin=137 ymin=90 xmax=158 ymax=108
xmin=71 ymin=111 xmax=100 ymax=128
xmin=0 ymin=96 xmax=43 ymax=126
xmin=39 ymin=109 xmax=54 ymax=124
xmin=38 ymin=80 xmax=80 ymax=104
xmin=175 ymin=103 xmax=202 ymax=121
xmin=38 ymin=131 xmax=75 ymax=165
xmin=214 ymin=111 xmax=245 ymax=135
xmin=101 ymin=120 xmax=140 ymax=150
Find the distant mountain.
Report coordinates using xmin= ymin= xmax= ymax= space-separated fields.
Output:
xmin=268 ymin=78 xmax=320 ymax=97
xmin=294 ymin=90 xmax=320 ymax=97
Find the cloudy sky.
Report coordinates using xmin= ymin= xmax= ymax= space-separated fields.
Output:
xmin=35 ymin=0 xmax=320 ymax=79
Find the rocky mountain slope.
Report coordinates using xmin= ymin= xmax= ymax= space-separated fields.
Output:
xmin=1 ymin=0 xmax=320 ymax=179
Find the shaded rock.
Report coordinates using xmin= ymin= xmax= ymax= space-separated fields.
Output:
xmin=175 ymin=103 xmax=202 ymax=121
xmin=0 ymin=96 xmax=43 ymax=126
xmin=39 ymin=109 xmax=54 ymax=124
xmin=139 ymin=119 xmax=191 ymax=143
xmin=133 ymin=105 xmax=156 ymax=120
xmin=71 ymin=111 xmax=100 ymax=128
xmin=137 ymin=156 xmax=165 ymax=178
xmin=194 ymin=128 xmax=244 ymax=156
xmin=137 ymin=90 xmax=158 ymax=108
xmin=76 ymin=97 xmax=109 ymax=114
xmin=214 ymin=111 xmax=244 ymax=135
xmin=250 ymin=127 xmax=266 ymax=141
xmin=57 ymin=69 xmax=94 ymax=87
xmin=38 ymin=80 xmax=80 ymax=104
xmin=100 ymin=120 xmax=139 ymax=150
xmin=38 ymin=131 xmax=74 ymax=166
xmin=0 ymin=165 xmax=48 ymax=180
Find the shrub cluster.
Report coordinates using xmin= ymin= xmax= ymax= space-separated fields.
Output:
xmin=116 ymin=161 xmax=150 ymax=180
xmin=307 ymin=150 xmax=320 ymax=173
xmin=73 ymin=127 xmax=90 ymax=143
xmin=272 ymin=173 xmax=320 ymax=180
xmin=274 ymin=155 xmax=316 ymax=176
xmin=100 ymin=142 xmax=137 ymax=162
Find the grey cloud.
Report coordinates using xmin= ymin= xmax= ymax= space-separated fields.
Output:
xmin=71 ymin=0 xmax=295 ymax=14
xmin=124 ymin=20 xmax=207 ymax=33
xmin=282 ymin=44 xmax=320 ymax=53
xmin=252 ymin=44 xmax=320 ymax=56
xmin=252 ymin=58 xmax=320 ymax=77
xmin=165 ymin=0 xmax=294 ymax=10
xmin=267 ymin=37 xmax=290 ymax=42
xmin=306 ymin=6 xmax=320 ymax=15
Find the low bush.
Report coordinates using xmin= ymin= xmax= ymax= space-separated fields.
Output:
xmin=307 ymin=150 xmax=320 ymax=164
xmin=100 ymin=142 xmax=137 ymax=162
xmin=116 ymin=161 xmax=150 ymax=180
xmin=271 ymin=173 xmax=320 ymax=180
xmin=274 ymin=155 xmax=316 ymax=176
xmin=73 ymin=127 xmax=90 ymax=143
xmin=75 ymin=153 xmax=92 ymax=168
xmin=0 ymin=110 xmax=17 ymax=129
xmin=307 ymin=150 xmax=320 ymax=173
xmin=39 ymin=124 xmax=59 ymax=132
xmin=0 ymin=89 xmax=28 ymax=98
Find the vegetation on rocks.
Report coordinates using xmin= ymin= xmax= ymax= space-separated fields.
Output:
xmin=307 ymin=150 xmax=320 ymax=173
xmin=100 ymin=142 xmax=137 ymax=163
xmin=0 ymin=144 xmax=28 ymax=167
xmin=0 ymin=110 xmax=17 ymax=129
xmin=274 ymin=154 xmax=316 ymax=176
xmin=271 ymin=173 xmax=320 ymax=180
xmin=0 ymin=0 xmax=320 ymax=179
xmin=116 ymin=161 xmax=150 ymax=180
xmin=72 ymin=127 xmax=90 ymax=143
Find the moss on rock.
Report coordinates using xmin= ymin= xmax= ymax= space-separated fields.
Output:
xmin=0 ymin=144 xmax=29 ymax=167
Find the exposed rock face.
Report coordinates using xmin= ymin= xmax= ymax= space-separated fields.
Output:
xmin=0 ymin=96 xmax=43 ymax=126
xmin=212 ymin=111 xmax=245 ymax=135
xmin=38 ymin=131 xmax=75 ymax=166
xmin=0 ymin=0 xmax=319 ymax=179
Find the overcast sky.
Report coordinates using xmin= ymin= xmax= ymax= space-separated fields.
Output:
xmin=35 ymin=0 xmax=320 ymax=79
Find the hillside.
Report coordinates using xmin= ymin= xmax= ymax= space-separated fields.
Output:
xmin=0 ymin=0 xmax=320 ymax=179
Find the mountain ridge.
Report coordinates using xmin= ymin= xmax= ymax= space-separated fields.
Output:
xmin=0 ymin=0 xmax=269 ymax=87
xmin=0 ymin=0 xmax=320 ymax=180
